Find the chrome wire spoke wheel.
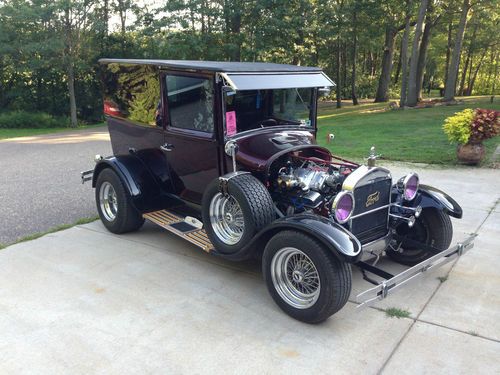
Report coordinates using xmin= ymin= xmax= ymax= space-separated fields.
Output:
xmin=99 ymin=181 xmax=118 ymax=221
xmin=209 ymin=193 xmax=245 ymax=245
xmin=271 ymin=247 xmax=321 ymax=309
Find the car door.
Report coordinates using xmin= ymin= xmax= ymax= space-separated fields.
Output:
xmin=162 ymin=71 xmax=220 ymax=204
xmin=104 ymin=64 xmax=174 ymax=199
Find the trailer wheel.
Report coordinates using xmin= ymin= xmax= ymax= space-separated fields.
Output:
xmin=386 ymin=208 xmax=453 ymax=266
xmin=95 ymin=168 xmax=144 ymax=234
xmin=262 ymin=230 xmax=352 ymax=324
xmin=202 ymin=174 xmax=275 ymax=254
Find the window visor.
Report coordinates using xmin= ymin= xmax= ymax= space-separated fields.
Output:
xmin=219 ymin=72 xmax=335 ymax=91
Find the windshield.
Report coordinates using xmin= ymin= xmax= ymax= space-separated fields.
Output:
xmin=224 ymin=88 xmax=314 ymax=136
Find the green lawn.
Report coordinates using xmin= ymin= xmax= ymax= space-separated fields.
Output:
xmin=0 ymin=123 xmax=106 ymax=140
xmin=317 ymin=96 xmax=500 ymax=165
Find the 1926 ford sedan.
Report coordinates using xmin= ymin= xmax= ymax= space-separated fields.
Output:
xmin=82 ymin=59 xmax=475 ymax=323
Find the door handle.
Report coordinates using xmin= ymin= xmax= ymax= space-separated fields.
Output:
xmin=160 ymin=143 xmax=174 ymax=152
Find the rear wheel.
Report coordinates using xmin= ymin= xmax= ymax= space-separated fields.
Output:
xmin=386 ymin=208 xmax=453 ymax=266
xmin=95 ymin=168 xmax=144 ymax=234
xmin=262 ymin=230 xmax=352 ymax=324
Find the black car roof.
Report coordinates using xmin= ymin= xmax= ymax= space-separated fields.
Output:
xmin=98 ymin=59 xmax=322 ymax=73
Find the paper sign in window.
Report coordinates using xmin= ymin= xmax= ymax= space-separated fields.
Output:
xmin=226 ymin=111 xmax=237 ymax=136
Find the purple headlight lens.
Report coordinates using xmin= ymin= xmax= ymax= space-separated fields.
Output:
xmin=404 ymin=175 xmax=419 ymax=200
xmin=335 ymin=194 xmax=354 ymax=222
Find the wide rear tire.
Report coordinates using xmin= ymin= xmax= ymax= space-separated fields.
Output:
xmin=262 ymin=230 xmax=352 ymax=324
xmin=95 ymin=168 xmax=145 ymax=234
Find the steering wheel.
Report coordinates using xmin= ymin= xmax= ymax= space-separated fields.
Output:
xmin=259 ymin=118 xmax=278 ymax=128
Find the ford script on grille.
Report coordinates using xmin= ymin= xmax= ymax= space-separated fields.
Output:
xmin=366 ymin=191 xmax=380 ymax=207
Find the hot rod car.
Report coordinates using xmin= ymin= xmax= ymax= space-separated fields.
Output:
xmin=82 ymin=59 xmax=475 ymax=323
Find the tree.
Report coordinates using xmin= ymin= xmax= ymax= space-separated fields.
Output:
xmin=350 ymin=0 xmax=359 ymax=105
xmin=58 ymin=0 xmax=96 ymax=127
xmin=443 ymin=0 xmax=471 ymax=101
xmin=399 ymin=0 xmax=413 ymax=107
xmin=406 ymin=0 xmax=429 ymax=107
xmin=415 ymin=4 xmax=441 ymax=101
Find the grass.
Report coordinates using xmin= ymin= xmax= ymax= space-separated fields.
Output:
xmin=0 ymin=216 xmax=98 ymax=250
xmin=437 ymin=276 xmax=448 ymax=283
xmin=317 ymin=96 xmax=500 ymax=165
xmin=385 ymin=307 xmax=412 ymax=319
xmin=0 ymin=123 xmax=106 ymax=140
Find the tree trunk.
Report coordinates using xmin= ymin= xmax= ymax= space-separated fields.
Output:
xmin=67 ymin=59 xmax=78 ymax=128
xmin=486 ymin=51 xmax=497 ymax=94
xmin=394 ymin=38 xmax=402 ymax=84
xmin=467 ymin=50 xmax=486 ymax=95
xmin=399 ymin=1 xmax=413 ymax=107
xmin=443 ymin=0 xmax=471 ymax=101
xmin=336 ymin=37 xmax=342 ymax=108
xmin=351 ymin=4 xmax=359 ymax=105
xmin=342 ymin=41 xmax=348 ymax=98
xmin=492 ymin=53 xmax=499 ymax=95
xmin=407 ymin=0 xmax=429 ymax=107
xmin=466 ymin=50 xmax=474 ymax=94
xmin=444 ymin=20 xmax=453 ymax=86
xmin=375 ymin=27 xmax=397 ymax=102
xmin=458 ymin=23 xmax=477 ymax=96
xmin=416 ymin=12 xmax=434 ymax=101
xmin=64 ymin=6 xmax=78 ymax=128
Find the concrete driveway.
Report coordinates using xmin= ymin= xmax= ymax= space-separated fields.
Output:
xmin=0 ymin=127 xmax=112 ymax=244
xmin=0 ymin=163 xmax=498 ymax=374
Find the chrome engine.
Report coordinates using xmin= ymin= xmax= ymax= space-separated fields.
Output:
xmin=277 ymin=162 xmax=343 ymax=193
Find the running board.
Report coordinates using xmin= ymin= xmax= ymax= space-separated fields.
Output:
xmin=143 ymin=210 xmax=214 ymax=252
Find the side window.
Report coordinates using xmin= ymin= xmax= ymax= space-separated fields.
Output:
xmin=102 ymin=63 xmax=161 ymax=127
xmin=166 ymin=75 xmax=214 ymax=133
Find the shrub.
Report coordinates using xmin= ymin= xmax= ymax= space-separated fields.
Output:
xmin=0 ymin=111 xmax=69 ymax=129
xmin=443 ymin=109 xmax=475 ymax=144
xmin=469 ymin=108 xmax=500 ymax=142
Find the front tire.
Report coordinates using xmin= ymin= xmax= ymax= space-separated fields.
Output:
xmin=386 ymin=208 xmax=453 ymax=266
xmin=262 ymin=230 xmax=352 ymax=324
xmin=95 ymin=168 xmax=144 ymax=234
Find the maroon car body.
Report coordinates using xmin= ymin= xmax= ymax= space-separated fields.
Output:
xmin=82 ymin=59 xmax=473 ymax=323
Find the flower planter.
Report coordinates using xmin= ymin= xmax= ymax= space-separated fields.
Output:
xmin=457 ymin=142 xmax=485 ymax=165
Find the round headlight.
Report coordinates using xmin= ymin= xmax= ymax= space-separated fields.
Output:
xmin=403 ymin=173 xmax=419 ymax=201
xmin=332 ymin=191 xmax=355 ymax=224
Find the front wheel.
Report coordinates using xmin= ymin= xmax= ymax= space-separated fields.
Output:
xmin=262 ymin=230 xmax=352 ymax=324
xmin=386 ymin=208 xmax=453 ymax=266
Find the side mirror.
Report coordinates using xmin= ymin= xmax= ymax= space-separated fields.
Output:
xmin=318 ymin=87 xmax=331 ymax=97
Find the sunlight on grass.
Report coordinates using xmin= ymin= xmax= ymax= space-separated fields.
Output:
xmin=0 ymin=123 xmax=106 ymax=140
xmin=317 ymin=96 xmax=500 ymax=165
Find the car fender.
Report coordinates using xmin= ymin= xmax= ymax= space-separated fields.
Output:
xmin=415 ymin=184 xmax=463 ymax=219
xmin=221 ymin=213 xmax=362 ymax=262
xmin=92 ymin=155 xmax=166 ymax=212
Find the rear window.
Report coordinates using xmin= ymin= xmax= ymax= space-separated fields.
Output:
xmin=101 ymin=63 xmax=161 ymax=127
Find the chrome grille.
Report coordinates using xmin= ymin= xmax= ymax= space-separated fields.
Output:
xmin=343 ymin=166 xmax=392 ymax=245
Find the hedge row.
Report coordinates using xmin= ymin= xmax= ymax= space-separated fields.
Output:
xmin=0 ymin=111 xmax=69 ymax=129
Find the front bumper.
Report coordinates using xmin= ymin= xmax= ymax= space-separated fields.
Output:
xmin=355 ymin=233 xmax=476 ymax=308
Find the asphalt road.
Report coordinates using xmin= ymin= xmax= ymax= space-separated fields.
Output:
xmin=0 ymin=127 xmax=112 ymax=244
